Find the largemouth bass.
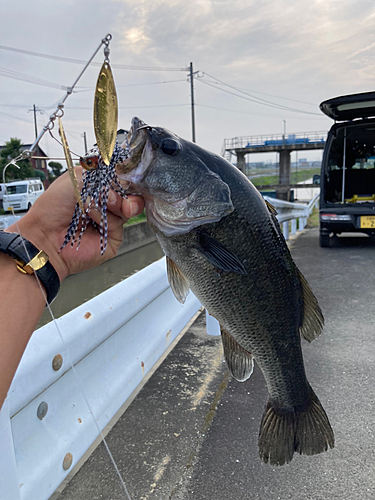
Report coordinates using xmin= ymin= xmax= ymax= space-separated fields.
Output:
xmin=116 ymin=117 xmax=334 ymax=466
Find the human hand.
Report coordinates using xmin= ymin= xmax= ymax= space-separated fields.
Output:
xmin=6 ymin=168 xmax=144 ymax=281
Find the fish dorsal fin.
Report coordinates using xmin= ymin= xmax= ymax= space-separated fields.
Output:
xmin=298 ymin=269 xmax=324 ymax=342
xmin=221 ymin=327 xmax=254 ymax=382
xmin=197 ymin=231 xmax=247 ymax=275
xmin=166 ymin=256 xmax=190 ymax=304
xmin=265 ymin=199 xmax=278 ymax=216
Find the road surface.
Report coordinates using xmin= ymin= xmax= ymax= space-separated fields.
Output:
xmin=56 ymin=228 xmax=375 ymax=500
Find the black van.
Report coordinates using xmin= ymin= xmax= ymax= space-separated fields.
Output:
xmin=319 ymin=91 xmax=375 ymax=247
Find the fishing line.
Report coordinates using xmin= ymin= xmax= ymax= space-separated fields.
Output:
xmin=3 ymin=34 xmax=134 ymax=500
xmin=47 ymin=129 xmax=82 ymax=158
xmin=7 ymin=212 xmax=133 ymax=500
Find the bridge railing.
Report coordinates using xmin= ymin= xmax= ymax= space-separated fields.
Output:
xmin=223 ymin=131 xmax=327 ymax=151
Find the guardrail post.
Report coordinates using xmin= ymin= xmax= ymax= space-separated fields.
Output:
xmin=206 ymin=310 xmax=221 ymax=336
xmin=291 ymin=219 xmax=297 ymax=235
xmin=282 ymin=221 xmax=289 ymax=240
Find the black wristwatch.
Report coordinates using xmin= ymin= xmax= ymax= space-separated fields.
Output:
xmin=0 ymin=231 xmax=60 ymax=304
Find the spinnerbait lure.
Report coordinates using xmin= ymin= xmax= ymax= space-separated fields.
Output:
xmin=60 ymin=142 xmax=130 ymax=255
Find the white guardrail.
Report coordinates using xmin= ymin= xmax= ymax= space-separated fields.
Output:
xmin=0 ymin=214 xmax=23 ymax=230
xmin=0 ymin=258 xmax=207 ymax=500
xmin=264 ymin=193 xmax=320 ymax=241
xmin=0 ymin=196 xmax=316 ymax=499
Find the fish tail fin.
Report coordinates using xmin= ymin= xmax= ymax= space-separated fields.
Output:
xmin=258 ymin=389 xmax=334 ymax=466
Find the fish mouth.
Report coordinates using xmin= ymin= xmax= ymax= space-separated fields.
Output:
xmin=126 ymin=117 xmax=150 ymax=151
xmin=116 ymin=117 xmax=153 ymax=183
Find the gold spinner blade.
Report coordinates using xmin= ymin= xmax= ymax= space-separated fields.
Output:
xmin=58 ymin=117 xmax=85 ymax=213
xmin=93 ymin=61 xmax=118 ymax=166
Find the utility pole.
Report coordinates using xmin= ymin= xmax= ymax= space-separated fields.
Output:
xmin=189 ymin=62 xmax=196 ymax=143
xmin=33 ymin=104 xmax=38 ymax=139
xmin=83 ymin=132 xmax=88 ymax=154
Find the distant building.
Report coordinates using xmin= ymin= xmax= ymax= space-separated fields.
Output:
xmin=116 ymin=129 xmax=128 ymax=146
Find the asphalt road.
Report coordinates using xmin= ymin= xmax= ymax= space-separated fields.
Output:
xmin=56 ymin=228 xmax=375 ymax=500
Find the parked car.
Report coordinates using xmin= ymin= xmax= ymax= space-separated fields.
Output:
xmin=319 ymin=91 xmax=375 ymax=247
xmin=0 ymin=183 xmax=5 ymax=207
xmin=3 ymin=178 xmax=44 ymax=212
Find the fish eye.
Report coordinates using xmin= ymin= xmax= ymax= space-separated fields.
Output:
xmin=161 ymin=138 xmax=181 ymax=156
xmin=87 ymin=159 xmax=92 ymax=165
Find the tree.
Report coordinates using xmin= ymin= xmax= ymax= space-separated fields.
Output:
xmin=48 ymin=161 xmax=64 ymax=181
xmin=33 ymin=169 xmax=46 ymax=182
xmin=0 ymin=138 xmax=34 ymax=182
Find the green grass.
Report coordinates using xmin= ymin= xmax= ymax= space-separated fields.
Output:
xmin=252 ymin=168 xmax=320 ymax=187
xmin=124 ymin=211 xmax=147 ymax=226
xmin=306 ymin=207 xmax=319 ymax=228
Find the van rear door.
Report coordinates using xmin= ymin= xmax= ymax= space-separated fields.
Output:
xmin=320 ymin=91 xmax=375 ymax=121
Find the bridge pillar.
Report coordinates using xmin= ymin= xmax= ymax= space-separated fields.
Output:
xmin=277 ymin=150 xmax=291 ymax=201
xmin=236 ymin=152 xmax=246 ymax=173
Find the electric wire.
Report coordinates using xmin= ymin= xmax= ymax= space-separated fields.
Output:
xmin=0 ymin=66 xmax=73 ymax=91
xmin=199 ymin=73 xmax=322 ymax=116
xmin=0 ymin=110 xmax=33 ymax=124
xmin=196 ymin=103 xmax=327 ymax=121
xmin=0 ymin=44 xmax=187 ymax=71
xmin=203 ymin=79 xmax=317 ymax=107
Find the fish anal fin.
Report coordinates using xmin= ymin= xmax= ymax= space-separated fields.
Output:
xmin=197 ymin=231 xmax=247 ymax=275
xmin=221 ymin=327 xmax=253 ymax=382
xmin=298 ymin=269 xmax=324 ymax=342
xmin=166 ymin=256 xmax=190 ymax=304
xmin=258 ymin=389 xmax=334 ymax=466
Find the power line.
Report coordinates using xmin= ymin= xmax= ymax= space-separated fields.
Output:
xmin=65 ymin=103 xmax=190 ymax=110
xmin=203 ymin=79 xmax=317 ymax=107
xmin=197 ymin=103 xmax=327 ymax=120
xmin=0 ymin=66 xmax=71 ymax=90
xmin=72 ymin=78 xmax=187 ymax=92
xmin=0 ymin=44 xmax=187 ymax=71
xmin=199 ymin=73 xmax=321 ymax=116
xmin=0 ymin=109 xmax=33 ymax=124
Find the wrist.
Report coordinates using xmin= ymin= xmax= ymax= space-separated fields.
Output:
xmin=6 ymin=213 xmax=69 ymax=282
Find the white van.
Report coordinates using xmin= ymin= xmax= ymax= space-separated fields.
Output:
xmin=0 ymin=184 xmax=5 ymax=205
xmin=3 ymin=178 xmax=45 ymax=212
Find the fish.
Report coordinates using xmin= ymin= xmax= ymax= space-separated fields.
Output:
xmin=115 ymin=117 xmax=334 ymax=466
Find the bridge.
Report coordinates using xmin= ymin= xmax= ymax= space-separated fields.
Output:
xmin=222 ymin=131 xmax=327 ymax=200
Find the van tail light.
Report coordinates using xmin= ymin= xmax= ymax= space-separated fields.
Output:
xmin=320 ymin=214 xmax=352 ymax=221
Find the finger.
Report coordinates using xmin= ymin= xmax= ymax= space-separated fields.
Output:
xmin=121 ymin=195 xmax=145 ymax=220
xmin=106 ymin=190 xmax=124 ymax=218
xmin=87 ymin=202 xmax=125 ymax=235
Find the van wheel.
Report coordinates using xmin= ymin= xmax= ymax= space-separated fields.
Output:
xmin=27 ymin=203 xmax=32 ymax=211
xmin=319 ymin=232 xmax=329 ymax=247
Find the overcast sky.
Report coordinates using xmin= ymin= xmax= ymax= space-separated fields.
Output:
xmin=1 ymin=0 xmax=375 ymax=164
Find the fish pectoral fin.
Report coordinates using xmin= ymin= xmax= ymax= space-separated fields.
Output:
xmin=196 ymin=231 xmax=247 ymax=275
xmin=298 ymin=269 xmax=324 ymax=342
xmin=221 ymin=327 xmax=253 ymax=382
xmin=166 ymin=256 xmax=190 ymax=304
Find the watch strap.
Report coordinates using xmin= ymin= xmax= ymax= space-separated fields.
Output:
xmin=0 ymin=231 xmax=60 ymax=304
